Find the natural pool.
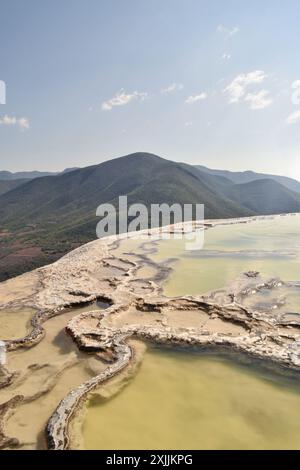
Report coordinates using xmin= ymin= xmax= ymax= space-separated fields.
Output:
xmin=83 ymin=346 xmax=300 ymax=450
xmin=82 ymin=215 xmax=300 ymax=450
xmin=0 ymin=307 xmax=35 ymax=340
xmin=0 ymin=301 xmax=107 ymax=449
xmin=151 ymin=215 xmax=300 ymax=296
xmin=3 ymin=215 xmax=300 ymax=450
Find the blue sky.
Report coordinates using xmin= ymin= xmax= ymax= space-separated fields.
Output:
xmin=1 ymin=0 xmax=300 ymax=178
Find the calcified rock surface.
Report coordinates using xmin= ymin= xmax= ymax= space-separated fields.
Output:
xmin=1 ymin=214 xmax=300 ymax=450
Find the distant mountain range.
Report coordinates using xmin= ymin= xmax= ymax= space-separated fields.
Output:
xmin=0 ymin=170 xmax=54 ymax=180
xmin=0 ymin=170 xmax=54 ymax=181
xmin=0 ymin=152 xmax=300 ymax=281
xmin=0 ymin=168 xmax=79 ymax=197
xmin=196 ymin=165 xmax=300 ymax=194
xmin=0 ymin=178 xmax=31 ymax=196
xmin=0 ymin=167 xmax=78 ymax=181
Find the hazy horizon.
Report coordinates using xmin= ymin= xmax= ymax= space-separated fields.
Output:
xmin=1 ymin=150 xmax=300 ymax=182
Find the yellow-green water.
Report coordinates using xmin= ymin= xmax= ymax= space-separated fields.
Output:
xmin=84 ymin=347 xmax=300 ymax=450
xmin=151 ymin=215 xmax=300 ymax=296
xmin=83 ymin=215 xmax=300 ymax=450
xmin=0 ymin=301 xmax=108 ymax=449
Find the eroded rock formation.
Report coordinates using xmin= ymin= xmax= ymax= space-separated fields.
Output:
xmin=0 ymin=214 xmax=300 ymax=450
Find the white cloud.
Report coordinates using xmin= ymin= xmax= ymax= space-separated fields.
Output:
xmin=244 ymin=90 xmax=273 ymax=110
xmin=185 ymin=121 xmax=193 ymax=127
xmin=0 ymin=115 xmax=17 ymax=125
xmin=0 ymin=80 xmax=6 ymax=104
xmin=102 ymin=89 xmax=147 ymax=111
xmin=217 ymin=24 xmax=239 ymax=37
xmin=161 ymin=83 xmax=184 ymax=94
xmin=291 ymin=80 xmax=300 ymax=105
xmin=185 ymin=93 xmax=207 ymax=104
xmin=0 ymin=115 xmax=29 ymax=130
xmin=222 ymin=53 xmax=231 ymax=60
xmin=224 ymin=71 xmax=268 ymax=103
xmin=286 ymin=110 xmax=300 ymax=125
xmin=18 ymin=117 xmax=30 ymax=129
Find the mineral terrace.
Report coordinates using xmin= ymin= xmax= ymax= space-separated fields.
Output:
xmin=1 ymin=215 xmax=300 ymax=450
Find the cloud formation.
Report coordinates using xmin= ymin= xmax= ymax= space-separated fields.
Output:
xmin=0 ymin=80 xmax=6 ymax=104
xmin=286 ymin=110 xmax=300 ymax=125
xmin=291 ymin=80 xmax=300 ymax=105
xmin=0 ymin=115 xmax=29 ymax=130
xmin=102 ymin=89 xmax=147 ymax=111
xmin=185 ymin=93 xmax=207 ymax=104
xmin=217 ymin=24 xmax=239 ymax=37
xmin=244 ymin=90 xmax=273 ymax=110
xmin=224 ymin=71 xmax=267 ymax=103
xmin=222 ymin=53 xmax=231 ymax=60
xmin=161 ymin=83 xmax=184 ymax=94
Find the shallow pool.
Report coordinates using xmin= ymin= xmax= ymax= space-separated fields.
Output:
xmin=83 ymin=346 xmax=300 ymax=450
xmin=151 ymin=215 xmax=300 ymax=296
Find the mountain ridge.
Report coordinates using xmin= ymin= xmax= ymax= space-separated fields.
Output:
xmin=0 ymin=152 xmax=299 ymax=281
xmin=0 ymin=178 xmax=31 ymax=196
xmin=0 ymin=167 xmax=79 ymax=181
xmin=196 ymin=164 xmax=300 ymax=194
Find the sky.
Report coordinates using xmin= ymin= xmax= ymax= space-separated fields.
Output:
xmin=1 ymin=0 xmax=300 ymax=178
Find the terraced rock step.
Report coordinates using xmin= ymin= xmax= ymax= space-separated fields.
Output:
xmin=0 ymin=214 xmax=300 ymax=449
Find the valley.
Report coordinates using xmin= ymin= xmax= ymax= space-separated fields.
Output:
xmin=1 ymin=153 xmax=300 ymax=281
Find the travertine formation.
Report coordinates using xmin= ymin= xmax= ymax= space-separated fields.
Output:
xmin=0 ymin=215 xmax=300 ymax=450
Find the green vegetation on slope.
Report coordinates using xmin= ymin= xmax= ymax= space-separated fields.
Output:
xmin=196 ymin=165 xmax=300 ymax=194
xmin=0 ymin=152 xmax=300 ymax=281
xmin=0 ymin=178 xmax=31 ymax=196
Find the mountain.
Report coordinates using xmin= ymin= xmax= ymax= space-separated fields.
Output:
xmin=0 ymin=153 xmax=251 ymax=230
xmin=0 ymin=178 xmax=31 ymax=196
xmin=0 ymin=167 xmax=79 ymax=181
xmin=196 ymin=165 xmax=300 ymax=194
xmin=61 ymin=167 xmax=79 ymax=174
xmin=0 ymin=167 xmax=79 ymax=196
xmin=0 ymin=152 xmax=300 ymax=281
xmin=221 ymin=178 xmax=300 ymax=214
xmin=0 ymin=170 xmax=55 ymax=181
